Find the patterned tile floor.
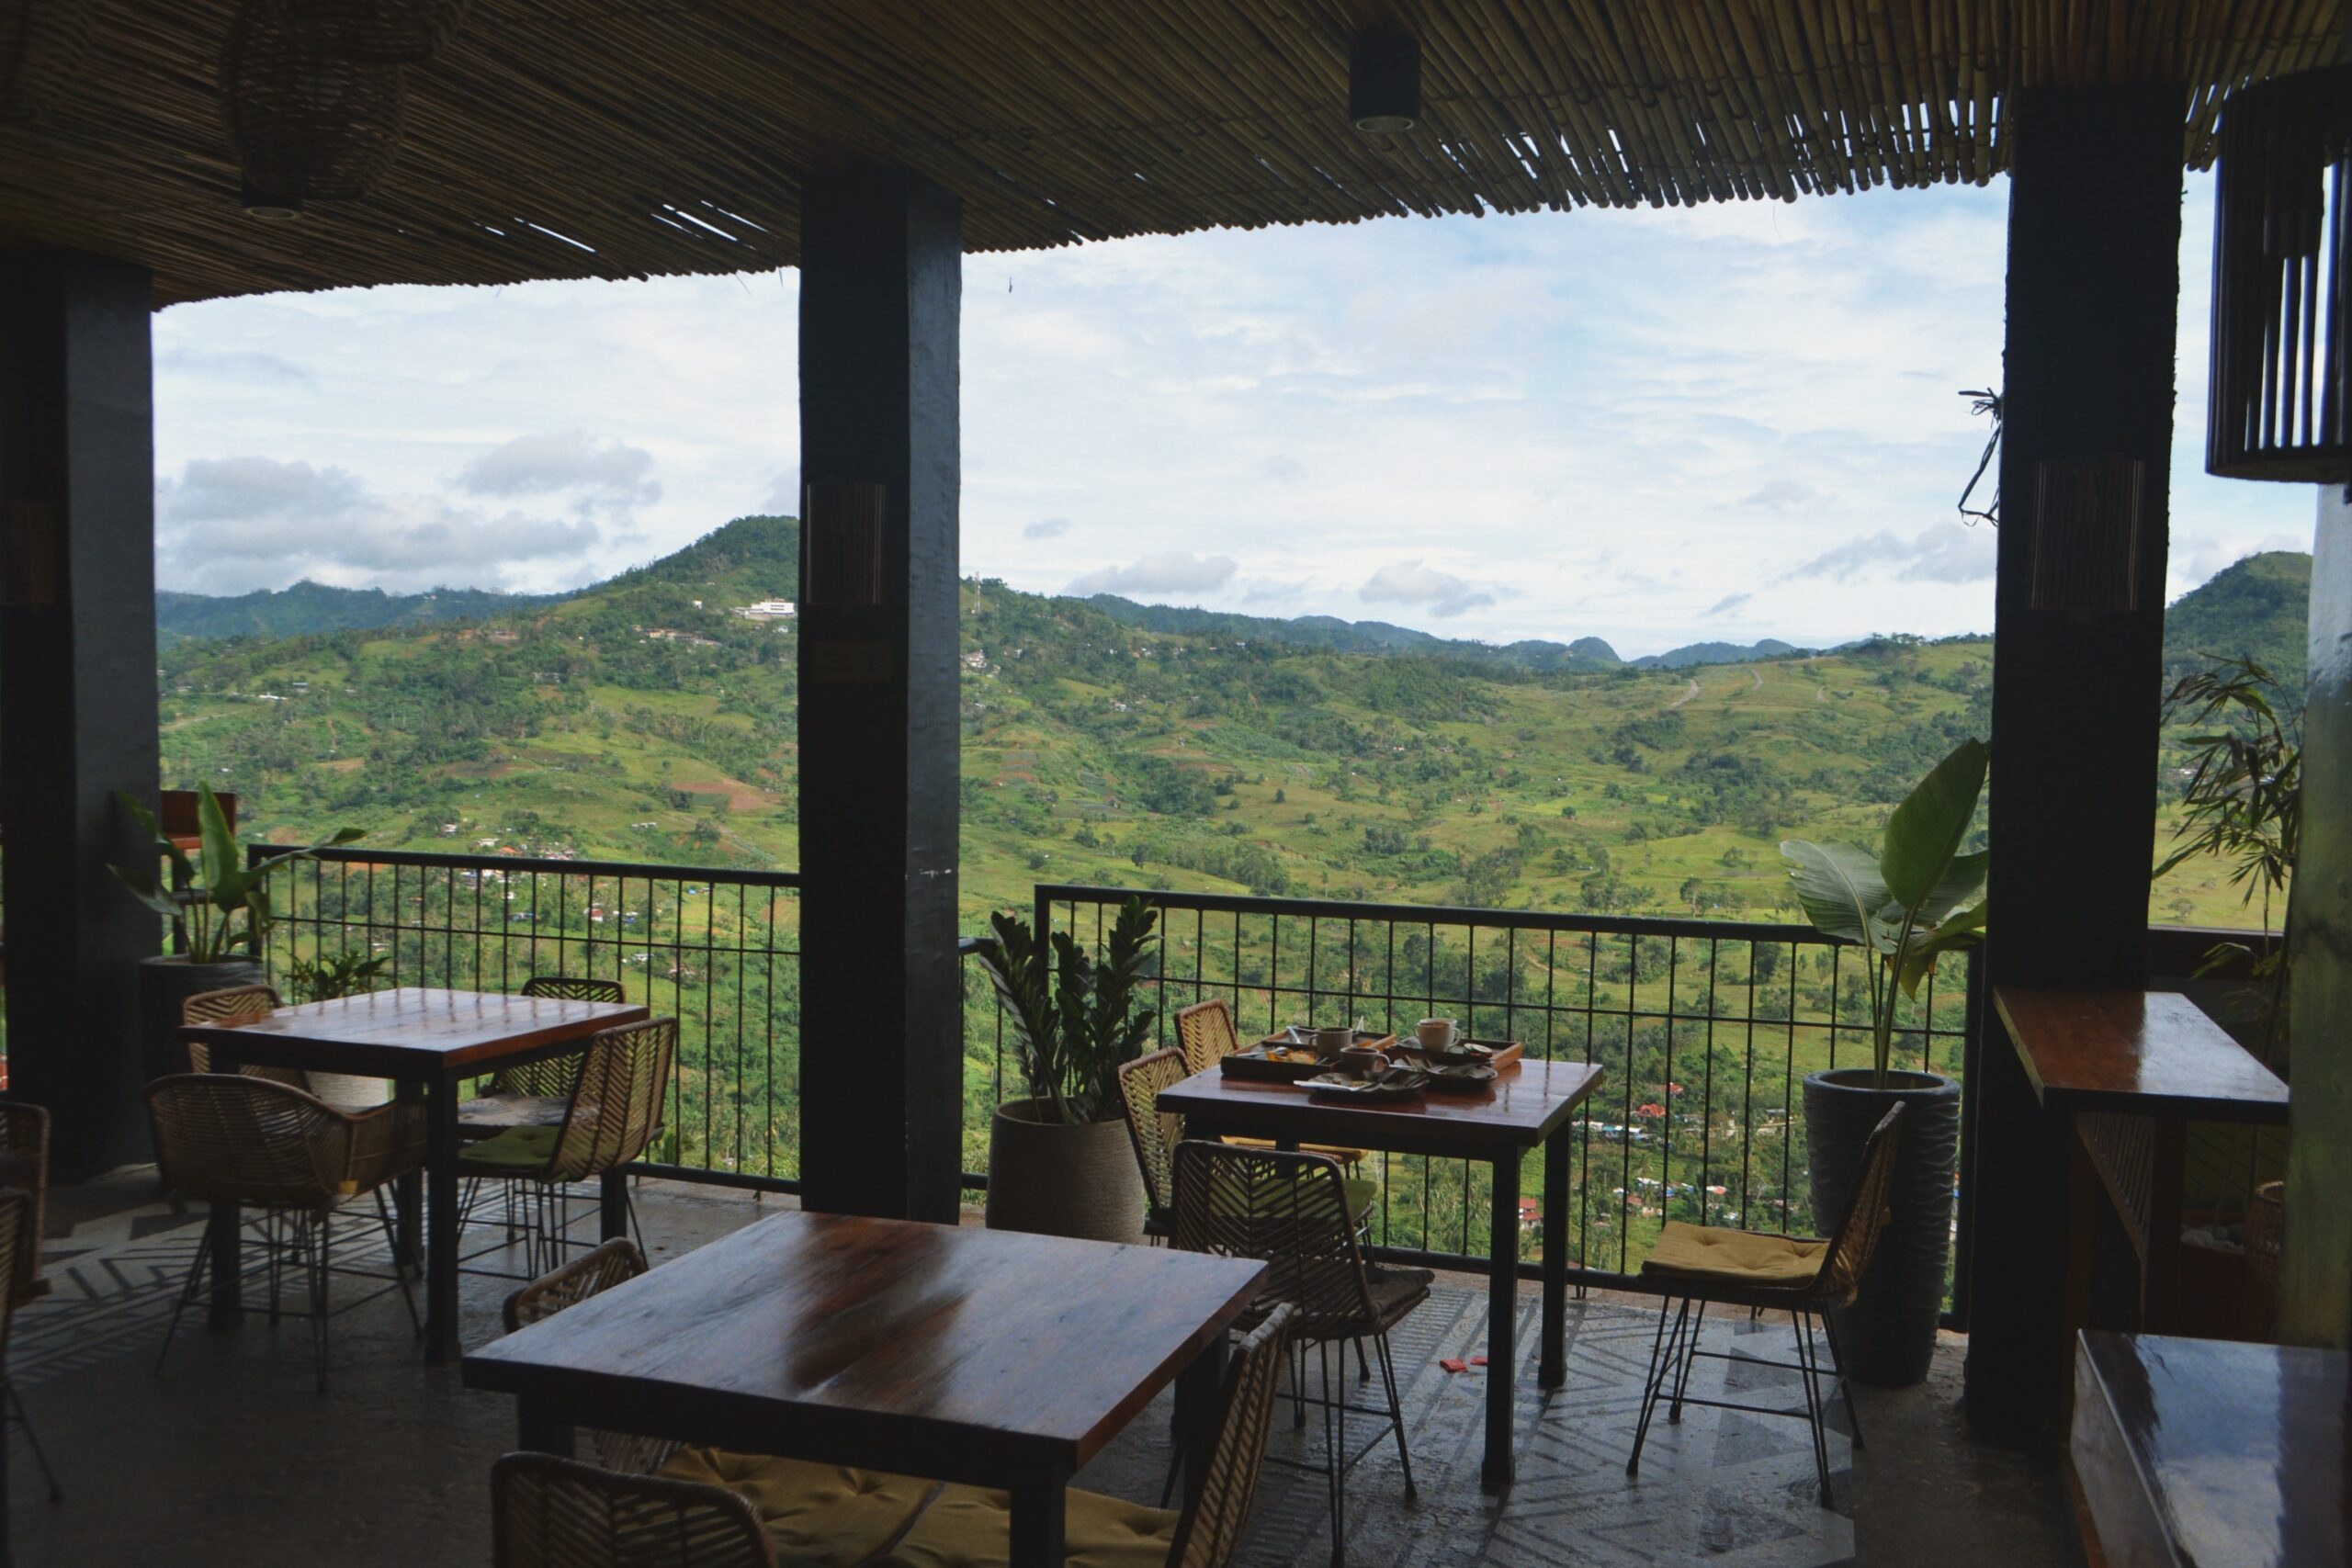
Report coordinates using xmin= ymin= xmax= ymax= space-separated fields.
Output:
xmin=8 ymin=1173 xmax=1856 ymax=1567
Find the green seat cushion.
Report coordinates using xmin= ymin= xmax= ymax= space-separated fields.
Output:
xmin=659 ymin=1448 xmax=933 ymax=1567
xmin=455 ymin=1122 xmax=559 ymax=1174
xmin=1342 ymin=1174 xmax=1377 ymax=1225
xmin=876 ymin=1483 xmax=1175 ymax=1568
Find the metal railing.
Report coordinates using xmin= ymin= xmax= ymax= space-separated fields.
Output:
xmin=254 ymin=845 xmax=802 ymax=1188
xmin=965 ymin=884 xmax=1978 ymax=1299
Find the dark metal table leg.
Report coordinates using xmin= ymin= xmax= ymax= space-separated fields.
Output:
xmin=1484 ymin=1153 xmax=1521 ymax=1492
xmin=1541 ymin=1134 xmax=1569 ymax=1389
xmin=425 ymin=1077 xmax=461 ymax=1364
xmin=1172 ymin=1329 xmax=1229 ymax=1507
xmin=395 ymin=1076 xmax=424 ymax=1278
xmin=600 ymin=1168 xmax=628 ymax=1242
xmin=1008 ymin=1466 xmax=1069 ymax=1568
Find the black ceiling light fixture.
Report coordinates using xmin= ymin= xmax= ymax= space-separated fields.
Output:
xmin=1349 ymin=35 xmax=1419 ymax=134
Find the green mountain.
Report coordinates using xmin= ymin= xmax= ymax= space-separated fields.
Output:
xmin=2163 ymin=550 xmax=2310 ymax=686
xmin=144 ymin=516 xmax=2292 ymax=933
xmin=156 ymin=581 xmax=571 ymax=648
xmin=1080 ymin=597 xmax=1623 ymax=671
xmin=1634 ymin=638 xmax=1803 ymax=670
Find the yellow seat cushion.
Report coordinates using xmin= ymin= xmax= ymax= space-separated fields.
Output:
xmin=659 ymin=1447 xmax=933 ymax=1567
xmin=1641 ymin=1220 xmax=1826 ymax=1287
xmin=875 ymin=1483 xmax=1175 ymax=1568
xmin=456 ymin=1122 xmax=560 ymax=1174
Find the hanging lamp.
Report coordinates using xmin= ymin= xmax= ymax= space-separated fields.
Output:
xmin=1349 ymin=36 xmax=1419 ymax=134
xmin=219 ymin=0 xmax=406 ymax=216
xmin=2206 ymin=64 xmax=2352 ymax=483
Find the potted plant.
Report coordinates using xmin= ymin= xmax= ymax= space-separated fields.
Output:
xmin=1781 ymin=737 xmax=1986 ymax=1387
xmin=111 ymin=783 xmax=364 ymax=1081
xmin=971 ymin=895 xmax=1159 ymax=1241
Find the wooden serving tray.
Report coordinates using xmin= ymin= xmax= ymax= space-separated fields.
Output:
xmin=1388 ymin=1036 xmax=1523 ymax=1069
xmin=1220 ymin=1028 xmax=1400 ymax=1081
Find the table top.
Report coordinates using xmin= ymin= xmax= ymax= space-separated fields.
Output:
xmin=463 ymin=1210 xmax=1265 ymax=1482
xmin=1994 ymin=988 xmax=2289 ymax=1123
xmin=1159 ymin=1056 xmax=1605 ymax=1156
xmin=2072 ymin=1331 xmax=2346 ymax=1568
xmin=180 ymin=986 xmax=649 ymax=1077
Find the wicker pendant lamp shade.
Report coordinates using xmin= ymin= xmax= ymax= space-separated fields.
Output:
xmin=2207 ymin=65 xmax=2352 ymax=484
xmin=0 ymin=0 xmax=93 ymax=123
xmin=219 ymin=0 xmax=406 ymax=215
xmin=310 ymin=0 xmax=468 ymax=66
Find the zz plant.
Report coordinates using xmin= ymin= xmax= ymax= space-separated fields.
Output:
xmin=1781 ymin=738 xmax=1988 ymax=1089
xmin=112 ymin=783 xmax=364 ymax=964
xmin=974 ymin=895 xmax=1160 ymax=1125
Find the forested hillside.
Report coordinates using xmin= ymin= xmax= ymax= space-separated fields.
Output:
xmin=151 ymin=514 xmax=2304 ymax=931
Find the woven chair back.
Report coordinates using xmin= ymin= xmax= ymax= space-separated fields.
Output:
xmin=146 ymin=1075 xmax=347 ymax=1209
xmin=492 ymin=1452 xmax=775 ymax=1568
xmin=180 ymin=985 xmax=304 ymax=1086
xmin=1815 ymin=1103 xmax=1907 ymax=1302
xmin=1166 ymin=1301 xmax=1294 ymax=1568
xmin=1116 ymin=1048 xmax=1188 ymax=1216
xmin=1173 ymin=998 xmax=1241 ymax=1077
xmin=0 ymin=1188 xmax=30 ymax=1366
xmin=504 ymin=1238 xmax=648 ymax=1333
xmin=0 ymin=1101 xmax=48 ymax=1308
xmin=1170 ymin=1140 xmax=1371 ymax=1338
xmin=489 ymin=976 xmax=624 ymax=1098
xmin=547 ymin=1020 xmax=676 ymax=1183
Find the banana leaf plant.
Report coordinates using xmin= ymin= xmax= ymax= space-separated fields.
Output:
xmin=1781 ymin=738 xmax=1988 ymax=1089
xmin=110 ymin=783 xmax=364 ymax=964
xmin=974 ymin=895 xmax=1159 ymax=1124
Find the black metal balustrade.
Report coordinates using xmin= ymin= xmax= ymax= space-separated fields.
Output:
xmin=967 ymin=884 xmax=1979 ymax=1300
xmin=253 ymin=845 xmax=803 ymax=1188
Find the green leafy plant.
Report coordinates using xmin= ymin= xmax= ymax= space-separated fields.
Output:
xmin=286 ymin=950 xmax=391 ymax=1003
xmin=1781 ymin=738 xmax=1988 ymax=1089
xmin=2154 ymin=654 xmax=2300 ymax=1055
xmin=974 ymin=895 xmax=1160 ymax=1124
xmin=111 ymin=783 xmax=364 ymax=964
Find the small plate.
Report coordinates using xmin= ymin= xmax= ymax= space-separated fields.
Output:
xmin=1422 ymin=1063 xmax=1499 ymax=1093
xmin=1306 ymin=1068 xmax=1427 ymax=1103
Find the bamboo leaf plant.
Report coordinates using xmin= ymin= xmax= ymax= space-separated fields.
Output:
xmin=974 ymin=895 xmax=1160 ymax=1124
xmin=110 ymin=783 xmax=365 ymax=964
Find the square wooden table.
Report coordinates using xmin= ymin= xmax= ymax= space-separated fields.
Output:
xmin=463 ymin=1210 xmax=1266 ymax=1567
xmin=183 ymin=986 xmax=649 ymax=1362
xmin=1159 ymin=1055 xmax=1605 ymax=1491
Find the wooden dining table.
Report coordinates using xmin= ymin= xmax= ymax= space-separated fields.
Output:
xmin=1158 ymin=1054 xmax=1605 ymax=1491
xmin=182 ymin=985 xmax=649 ymax=1362
xmin=463 ymin=1210 xmax=1266 ymax=1567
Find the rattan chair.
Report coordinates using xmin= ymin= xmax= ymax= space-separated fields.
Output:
xmin=874 ymin=1302 xmax=1295 ymax=1568
xmin=181 ymin=984 xmax=308 ymax=1088
xmin=1170 ymin=1142 xmax=1423 ymax=1567
xmin=1626 ymin=1102 xmax=1907 ymax=1507
xmin=0 ymin=1106 xmax=61 ymax=1506
xmin=1172 ymin=1000 xmax=1363 ymax=1169
xmin=493 ymin=1452 xmax=780 ymax=1568
xmin=460 ymin=1018 xmax=675 ymax=1273
xmin=462 ymin=976 xmax=629 ymax=1139
xmin=147 ymin=1074 xmax=425 ymax=1390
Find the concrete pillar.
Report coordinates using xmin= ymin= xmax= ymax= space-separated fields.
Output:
xmin=0 ymin=248 xmax=162 ymax=1174
xmin=1967 ymin=84 xmax=2184 ymax=1440
xmin=794 ymin=169 xmax=964 ymax=1222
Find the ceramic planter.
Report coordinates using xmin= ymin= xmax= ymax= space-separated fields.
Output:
xmin=136 ymin=953 xmax=266 ymax=1080
xmin=1802 ymin=1066 xmax=1962 ymax=1388
xmin=984 ymin=1098 xmax=1148 ymax=1243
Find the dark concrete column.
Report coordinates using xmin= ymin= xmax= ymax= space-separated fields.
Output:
xmin=794 ymin=170 xmax=963 ymax=1223
xmin=2281 ymin=481 xmax=2351 ymax=1348
xmin=0 ymin=248 xmax=162 ymax=1174
xmin=1967 ymin=85 xmax=2183 ymax=1440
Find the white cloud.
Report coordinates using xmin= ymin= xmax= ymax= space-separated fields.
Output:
xmin=1785 ymin=523 xmax=1995 ymax=585
xmin=1707 ymin=592 xmax=1752 ymax=616
xmin=454 ymin=432 xmax=659 ymax=507
xmin=1067 ymin=551 xmax=1238 ymax=596
xmin=1740 ymin=479 xmax=1816 ymax=510
xmin=1023 ymin=518 xmax=1071 ymax=539
xmin=1360 ymin=559 xmax=1496 ymax=618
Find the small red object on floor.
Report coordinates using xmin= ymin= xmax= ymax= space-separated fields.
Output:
xmin=1439 ymin=1357 xmax=1467 ymax=1373
xmin=1469 ymin=1355 xmax=1489 ymax=1367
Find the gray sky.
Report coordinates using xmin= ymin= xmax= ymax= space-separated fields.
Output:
xmin=154 ymin=172 xmax=2315 ymax=658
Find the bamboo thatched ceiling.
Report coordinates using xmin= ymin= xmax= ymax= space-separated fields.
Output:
xmin=0 ymin=1 xmax=2342 ymax=307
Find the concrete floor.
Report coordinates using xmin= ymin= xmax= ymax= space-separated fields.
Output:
xmin=6 ymin=1173 xmax=2081 ymax=1567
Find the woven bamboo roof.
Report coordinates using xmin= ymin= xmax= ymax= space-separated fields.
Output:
xmin=0 ymin=1 xmax=2342 ymax=307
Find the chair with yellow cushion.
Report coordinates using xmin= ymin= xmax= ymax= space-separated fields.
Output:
xmin=462 ymin=976 xmax=629 ymax=1138
xmin=492 ymin=1451 xmax=780 ymax=1568
xmin=500 ymin=1240 xmax=933 ymax=1566
xmin=1170 ymin=1000 xmax=1363 ymax=1170
xmin=875 ymin=1302 xmax=1295 ymax=1568
xmin=1625 ymin=1102 xmax=1906 ymax=1507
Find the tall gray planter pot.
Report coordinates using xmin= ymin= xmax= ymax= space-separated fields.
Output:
xmin=984 ymin=1098 xmax=1148 ymax=1243
xmin=1802 ymin=1067 xmax=1962 ymax=1388
xmin=137 ymin=953 xmax=266 ymax=1081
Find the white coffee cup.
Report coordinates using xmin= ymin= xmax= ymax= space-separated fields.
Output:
xmin=1416 ymin=1018 xmax=1457 ymax=1052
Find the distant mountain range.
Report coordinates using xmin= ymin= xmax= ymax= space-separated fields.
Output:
xmin=156 ymin=581 xmax=568 ymax=648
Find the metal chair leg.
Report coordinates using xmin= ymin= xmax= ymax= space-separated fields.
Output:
xmin=1668 ymin=1300 xmax=1706 ymax=1422
xmin=1319 ymin=1337 xmax=1346 ymax=1568
xmin=307 ymin=1213 xmax=332 ymax=1394
xmin=370 ymin=1189 xmax=425 ymax=1341
xmin=5 ymin=1380 xmax=62 ymax=1502
xmin=1819 ymin=1307 xmax=1865 ymax=1449
xmin=1794 ymin=1312 xmax=1834 ymax=1507
xmin=1627 ymin=1295 xmax=1685 ymax=1476
xmin=154 ymin=1213 xmax=217 ymax=1379
xmin=1373 ymin=1329 xmax=1415 ymax=1498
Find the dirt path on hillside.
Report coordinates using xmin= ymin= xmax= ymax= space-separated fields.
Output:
xmin=1667 ymin=678 xmax=1702 ymax=710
